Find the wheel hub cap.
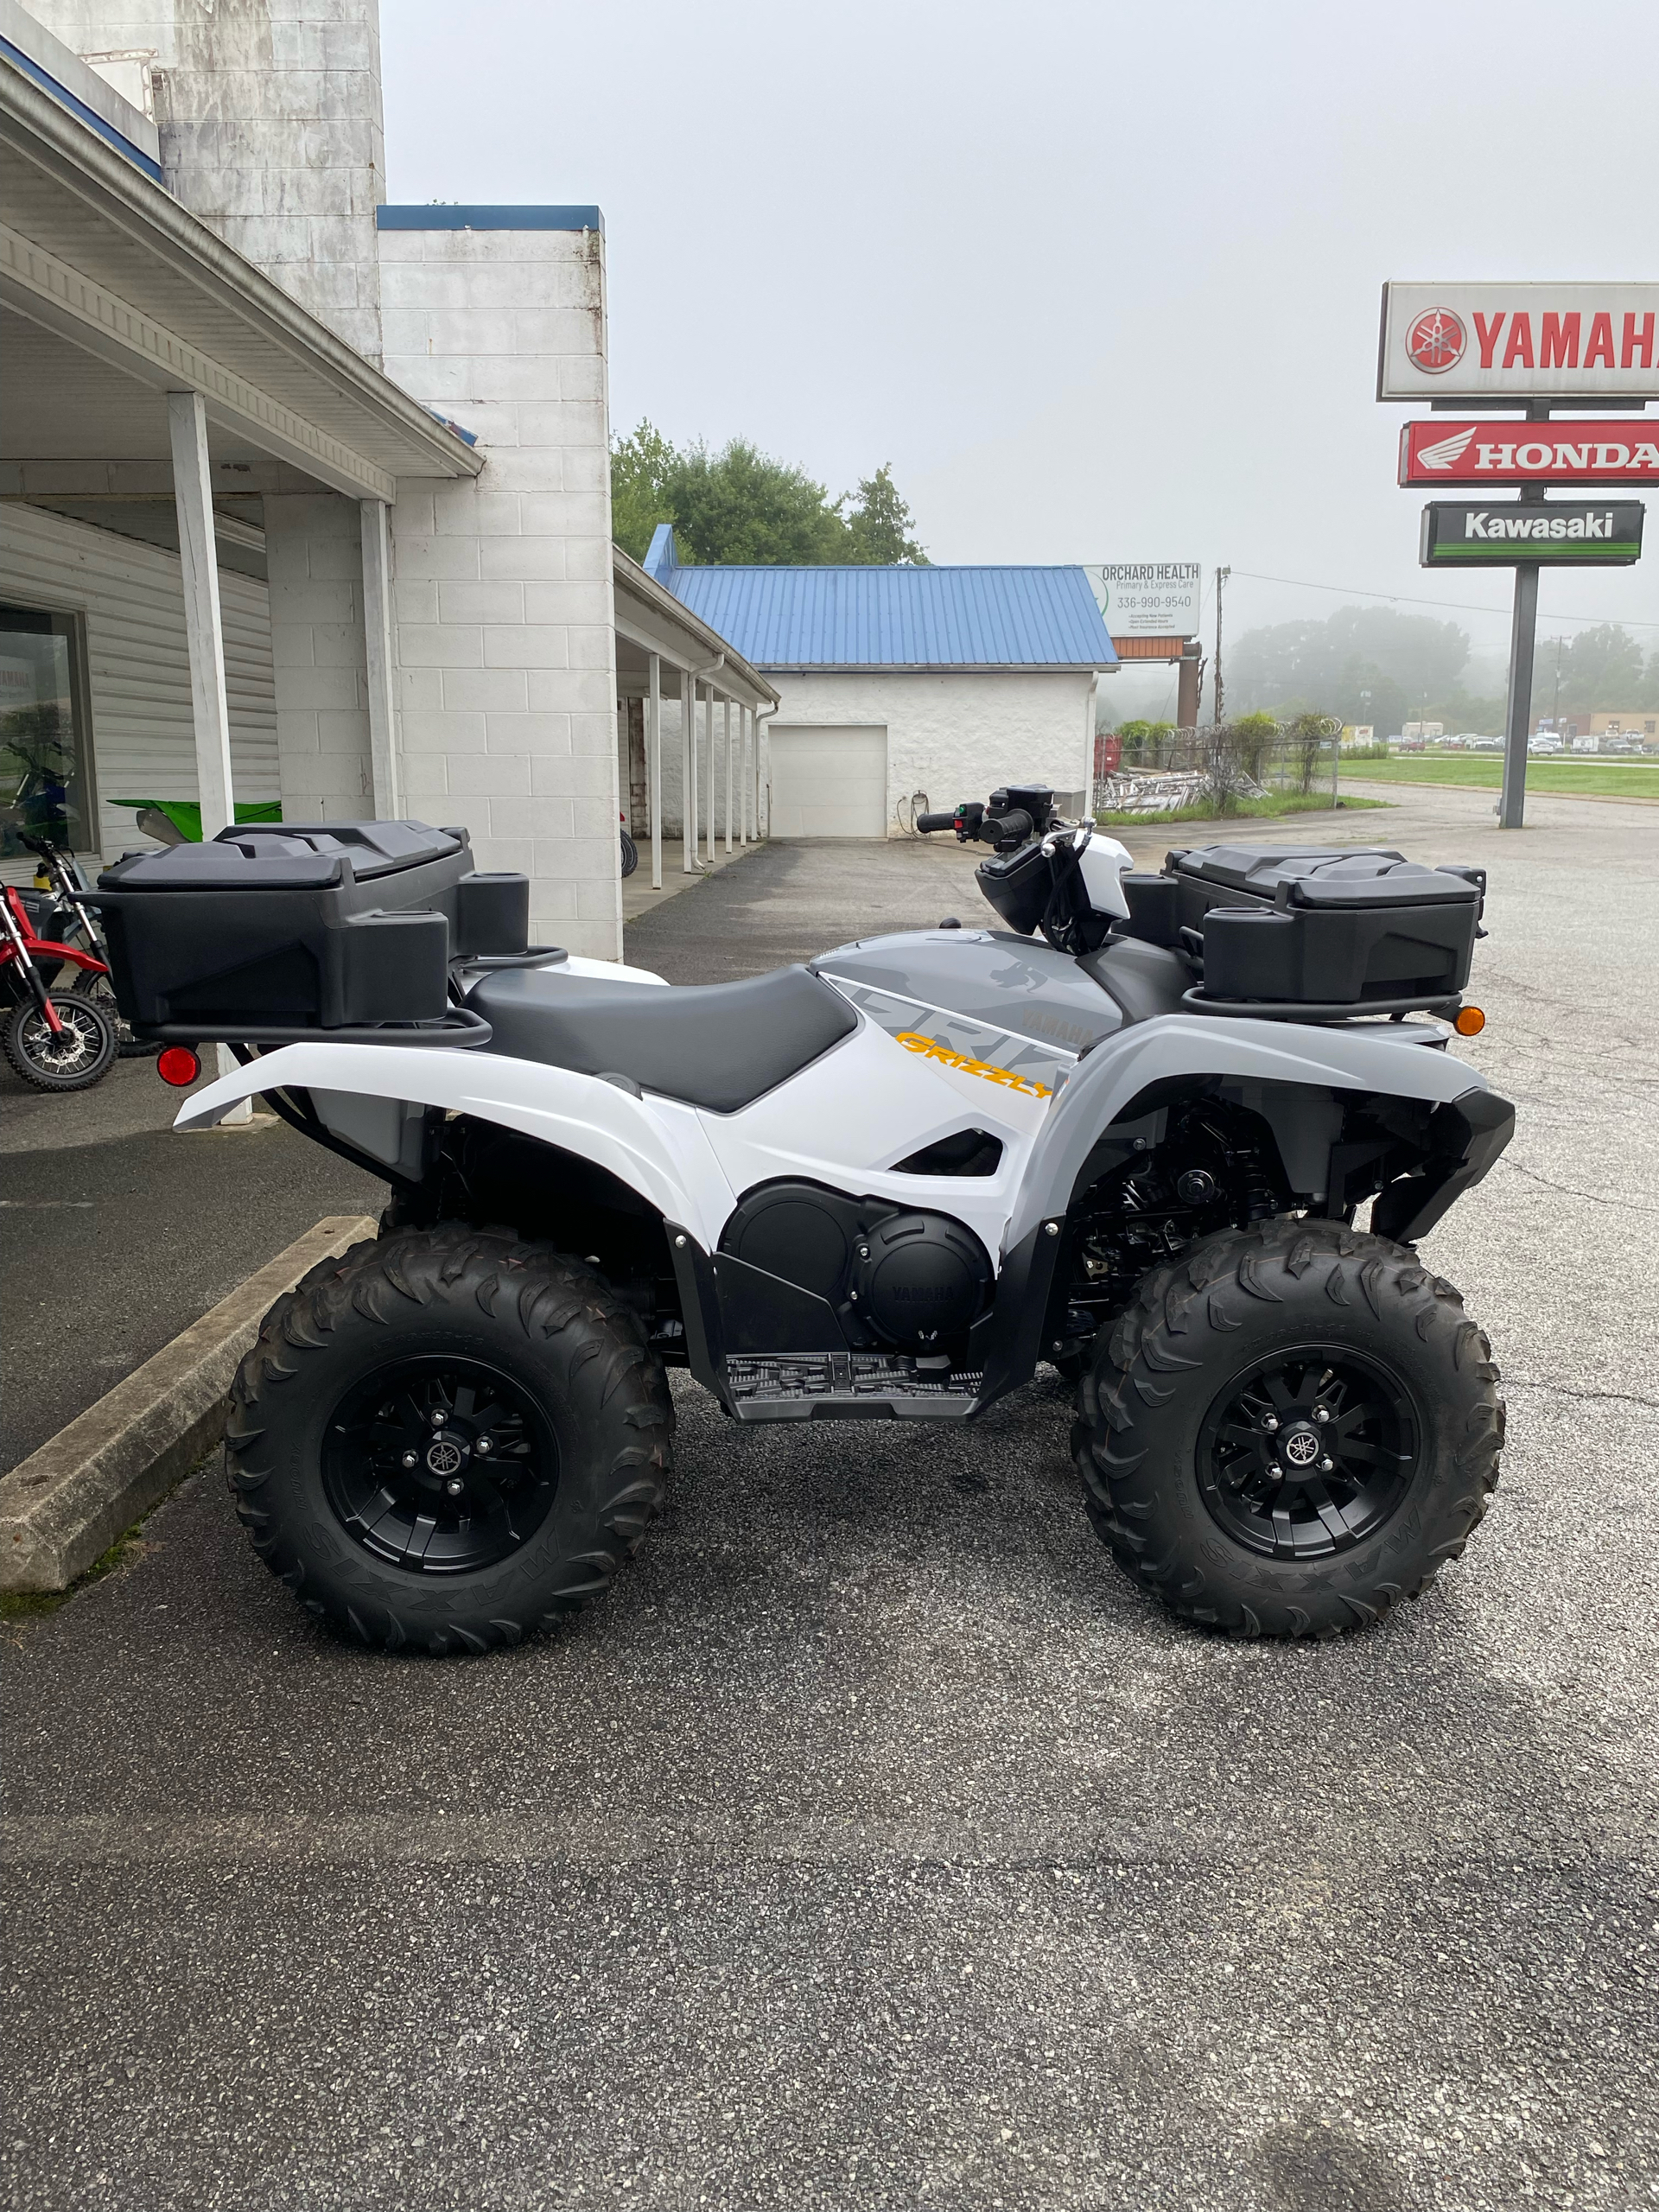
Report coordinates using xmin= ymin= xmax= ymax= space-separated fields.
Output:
xmin=1198 ymin=1348 xmax=1417 ymax=1561
xmin=321 ymin=1356 xmax=557 ymax=1575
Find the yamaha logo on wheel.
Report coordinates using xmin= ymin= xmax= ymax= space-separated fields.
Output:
xmin=426 ymin=1438 xmax=464 ymax=1477
xmin=1283 ymin=1430 xmax=1320 ymax=1468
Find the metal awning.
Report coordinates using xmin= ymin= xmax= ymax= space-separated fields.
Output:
xmin=613 ymin=547 xmax=778 ymax=709
xmin=0 ymin=56 xmax=483 ymax=501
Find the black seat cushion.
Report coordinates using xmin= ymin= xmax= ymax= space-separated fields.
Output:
xmin=466 ymin=963 xmax=858 ymax=1112
xmin=1078 ymin=937 xmax=1194 ymax=1025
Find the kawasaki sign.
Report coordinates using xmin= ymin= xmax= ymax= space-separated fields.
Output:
xmin=1420 ymin=500 xmax=1644 ymax=568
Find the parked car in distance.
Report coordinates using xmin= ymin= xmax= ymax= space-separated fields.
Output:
xmin=1396 ymin=735 xmax=1427 ymax=753
xmin=1529 ymin=734 xmax=1563 ymax=755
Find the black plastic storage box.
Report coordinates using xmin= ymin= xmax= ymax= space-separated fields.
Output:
xmin=92 ymin=821 xmax=530 ymax=1034
xmin=1166 ymin=844 xmax=1484 ymax=1008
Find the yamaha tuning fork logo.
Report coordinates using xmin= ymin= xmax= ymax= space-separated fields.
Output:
xmin=1405 ymin=308 xmax=1466 ymax=374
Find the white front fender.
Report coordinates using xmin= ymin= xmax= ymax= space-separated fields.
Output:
xmin=175 ymin=1043 xmax=736 ymax=1250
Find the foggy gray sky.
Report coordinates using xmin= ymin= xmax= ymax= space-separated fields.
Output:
xmin=383 ymin=0 xmax=1659 ymax=712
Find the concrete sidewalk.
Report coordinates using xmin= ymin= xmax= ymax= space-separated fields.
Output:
xmin=3 ymin=790 xmax=1657 ymax=2210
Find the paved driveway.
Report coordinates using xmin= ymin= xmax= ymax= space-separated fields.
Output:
xmin=3 ymin=791 xmax=1656 ymax=2211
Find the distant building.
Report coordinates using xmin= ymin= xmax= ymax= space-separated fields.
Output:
xmin=642 ymin=530 xmax=1117 ymax=836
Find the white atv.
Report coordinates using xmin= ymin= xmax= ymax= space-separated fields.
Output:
xmin=93 ymin=785 xmax=1510 ymax=1653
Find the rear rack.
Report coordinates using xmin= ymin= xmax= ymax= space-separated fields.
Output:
xmin=1179 ymin=987 xmax=1462 ymax=1025
xmin=131 ymin=1006 xmax=493 ymax=1050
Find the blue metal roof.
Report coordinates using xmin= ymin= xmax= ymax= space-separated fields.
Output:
xmin=642 ymin=527 xmax=1116 ymax=670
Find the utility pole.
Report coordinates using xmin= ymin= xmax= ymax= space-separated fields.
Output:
xmin=1212 ymin=565 xmax=1230 ymax=726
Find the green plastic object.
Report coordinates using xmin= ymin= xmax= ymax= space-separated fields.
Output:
xmin=112 ymin=798 xmax=283 ymax=842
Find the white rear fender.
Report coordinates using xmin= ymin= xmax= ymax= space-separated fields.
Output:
xmin=174 ymin=1043 xmax=735 ymax=1249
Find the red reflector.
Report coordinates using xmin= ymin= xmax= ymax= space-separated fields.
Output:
xmin=157 ymin=1046 xmax=200 ymax=1087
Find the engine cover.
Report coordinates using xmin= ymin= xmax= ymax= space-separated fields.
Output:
xmin=720 ymin=1182 xmax=991 ymax=1351
xmin=852 ymin=1212 xmax=990 ymax=1349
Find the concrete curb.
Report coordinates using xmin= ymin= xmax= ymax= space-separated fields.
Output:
xmin=0 ymin=1214 xmax=377 ymax=1592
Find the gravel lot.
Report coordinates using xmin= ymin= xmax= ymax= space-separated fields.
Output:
xmin=3 ymin=785 xmax=1656 ymax=2212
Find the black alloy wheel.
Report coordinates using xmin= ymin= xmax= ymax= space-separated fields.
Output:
xmin=1197 ymin=1347 xmax=1416 ymax=1560
xmin=322 ymin=1355 xmax=558 ymax=1574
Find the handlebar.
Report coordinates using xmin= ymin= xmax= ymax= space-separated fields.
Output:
xmin=915 ymin=810 xmax=957 ymax=834
xmin=915 ymin=804 xmax=1035 ymax=847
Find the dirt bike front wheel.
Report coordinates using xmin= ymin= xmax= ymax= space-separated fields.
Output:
xmin=70 ymin=968 xmax=150 ymax=1058
xmin=3 ymin=990 xmax=118 ymax=1090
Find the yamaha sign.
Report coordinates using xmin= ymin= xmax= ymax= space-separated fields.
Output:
xmin=1420 ymin=500 xmax=1644 ymax=569
xmin=1379 ymin=283 xmax=1659 ymax=400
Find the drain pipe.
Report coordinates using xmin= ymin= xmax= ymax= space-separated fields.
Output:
xmin=684 ymin=652 xmax=724 ymax=872
xmin=753 ymin=700 xmax=779 ymax=842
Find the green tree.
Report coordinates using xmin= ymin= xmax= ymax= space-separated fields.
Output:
xmin=609 ymin=420 xmax=678 ymax=563
xmin=1230 ymin=709 xmax=1279 ymax=783
xmin=609 ymin=425 xmax=929 ymax=567
xmin=842 ymin=464 xmax=929 ymax=564
xmin=1550 ymin=623 xmax=1646 ymax=713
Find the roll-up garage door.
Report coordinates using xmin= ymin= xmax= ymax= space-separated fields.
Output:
xmin=767 ymin=725 xmax=888 ymax=838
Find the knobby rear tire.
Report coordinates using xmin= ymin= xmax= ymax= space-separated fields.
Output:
xmin=1071 ymin=1217 xmax=1503 ymax=1638
xmin=225 ymin=1224 xmax=674 ymax=1654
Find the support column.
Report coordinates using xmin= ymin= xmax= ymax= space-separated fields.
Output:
xmin=739 ymin=705 xmax=750 ymax=844
xmin=1499 ymin=563 xmax=1541 ymax=831
xmin=723 ymin=696 xmax=734 ymax=854
xmin=1176 ymin=648 xmax=1200 ymax=733
xmin=167 ymin=391 xmax=234 ymax=839
xmin=168 ymin=389 xmax=249 ymax=1118
xmin=706 ymin=691 xmax=718 ymax=864
xmin=648 ymin=652 xmax=663 ymax=889
xmin=359 ymin=498 xmax=400 ymax=819
xmin=681 ymin=669 xmax=696 ymax=873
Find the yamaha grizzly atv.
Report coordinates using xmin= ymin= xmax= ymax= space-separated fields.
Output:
xmin=90 ymin=785 xmax=1510 ymax=1651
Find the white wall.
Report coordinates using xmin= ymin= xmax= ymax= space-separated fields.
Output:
xmin=0 ymin=502 xmax=277 ymax=859
xmin=264 ymin=493 xmax=374 ymax=821
xmin=379 ymin=219 xmax=622 ymax=958
xmin=28 ymin=0 xmax=388 ymax=361
xmin=759 ymin=669 xmax=1096 ymax=832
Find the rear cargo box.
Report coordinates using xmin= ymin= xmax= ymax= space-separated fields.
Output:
xmin=92 ymin=821 xmax=530 ymax=1034
xmin=1166 ymin=844 xmax=1484 ymax=1009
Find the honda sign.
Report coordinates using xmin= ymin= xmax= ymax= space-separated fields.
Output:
xmin=1379 ymin=284 xmax=1659 ymax=401
xmin=1401 ymin=421 xmax=1659 ymax=486
xmin=1420 ymin=500 xmax=1644 ymax=568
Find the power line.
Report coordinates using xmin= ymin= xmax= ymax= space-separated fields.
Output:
xmin=1231 ymin=569 xmax=1659 ymax=632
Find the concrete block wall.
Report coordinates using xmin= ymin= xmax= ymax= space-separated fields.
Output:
xmin=762 ymin=670 xmax=1096 ymax=830
xmin=378 ymin=216 xmax=622 ymax=959
xmin=28 ymin=0 xmax=387 ymax=362
xmin=264 ymin=493 xmax=374 ymax=819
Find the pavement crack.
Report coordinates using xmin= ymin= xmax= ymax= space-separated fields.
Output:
xmin=1503 ymin=1378 xmax=1659 ymax=1413
xmin=1492 ymin=1157 xmax=1659 ymax=1216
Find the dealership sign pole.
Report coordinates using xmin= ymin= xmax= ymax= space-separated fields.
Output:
xmin=1379 ymin=283 xmax=1659 ymax=828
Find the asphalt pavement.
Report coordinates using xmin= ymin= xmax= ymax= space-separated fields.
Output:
xmin=0 ymin=1058 xmax=383 ymax=1471
xmin=3 ymin=786 xmax=1657 ymax=2211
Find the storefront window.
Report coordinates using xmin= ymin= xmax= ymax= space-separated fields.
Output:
xmin=0 ymin=605 xmax=93 ymax=858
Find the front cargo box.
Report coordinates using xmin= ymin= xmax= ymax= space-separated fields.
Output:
xmin=92 ymin=821 xmax=530 ymax=1033
xmin=1167 ymin=844 xmax=1484 ymax=1007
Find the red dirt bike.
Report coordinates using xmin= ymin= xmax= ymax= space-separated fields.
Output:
xmin=0 ymin=879 xmax=116 ymax=1090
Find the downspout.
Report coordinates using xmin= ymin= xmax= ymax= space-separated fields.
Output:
xmin=753 ymin=700 xmax=779 ymax=841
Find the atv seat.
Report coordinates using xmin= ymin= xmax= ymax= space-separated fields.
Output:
xmin=465 ymin=963 xmax=858 ymax=1113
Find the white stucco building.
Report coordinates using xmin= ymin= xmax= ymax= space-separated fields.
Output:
xmin=0 ymin=0 xmax=774 ymax=954
xmin=643 ymin=528 xmax=1117 ymax=836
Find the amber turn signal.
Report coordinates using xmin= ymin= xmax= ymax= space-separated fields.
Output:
xmin=1452 ymin=1007 xmax=1485 ymax=1037
xmin=157 ymin=1046 xmax=201 ymax=1086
